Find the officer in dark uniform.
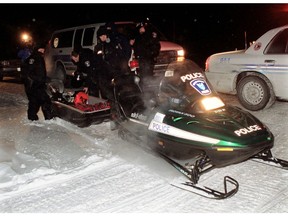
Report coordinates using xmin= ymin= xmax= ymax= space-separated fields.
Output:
xmin=105 ymin=22 xmax=132 ymax=71
xmin=22 ymin=42 xmax=53 ymax=121
xmin=94 ymin=25 xmax=130 ymax=78
xmin=71 ymin=47 xmax=100 ymax=97
xmin=94 ymin=26 xmax=128 ymax=130
xmin=133 ymin=21 xmax=161 ymax=86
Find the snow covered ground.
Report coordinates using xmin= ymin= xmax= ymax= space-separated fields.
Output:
xmin=0 ymin=78 xmax=288 ymax=213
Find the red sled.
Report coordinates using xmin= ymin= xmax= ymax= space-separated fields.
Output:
xmin=51 ymin=91 xmax=111 ymax=127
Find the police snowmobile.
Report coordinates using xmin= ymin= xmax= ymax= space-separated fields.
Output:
xmin=48 ymin=79 xmax=111 ymax=128
xmin=112 ymin=59 xmax=288 ymax=199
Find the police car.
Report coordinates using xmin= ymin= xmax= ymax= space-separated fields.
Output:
xmin=205 ymin=25 xmax=288 ymax=111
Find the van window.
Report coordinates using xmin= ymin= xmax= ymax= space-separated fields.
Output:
xmin=74 ymin=29 xmax=84 ymax=49
xmin=52 ymin=30 xmax=74 ymax=48
xmin=83 ymin=27 xmax=95 ymax=46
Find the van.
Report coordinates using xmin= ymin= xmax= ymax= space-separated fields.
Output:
xmin=44 ymin=21 xmax=185 ymax=86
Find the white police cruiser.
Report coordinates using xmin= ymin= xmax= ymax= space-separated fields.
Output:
xmin=205 ymin=25 xmax=288 ymax=111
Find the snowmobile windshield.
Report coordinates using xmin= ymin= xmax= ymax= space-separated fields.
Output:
xmin=158 ymin=59 xmax=225 ymax=114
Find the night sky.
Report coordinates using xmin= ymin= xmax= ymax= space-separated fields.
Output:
xmin=1 ymin=3 xmax=287 ymax=67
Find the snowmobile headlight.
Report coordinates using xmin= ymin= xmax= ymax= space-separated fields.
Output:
xmin=201 ymin=97 xmax=225 ymax=111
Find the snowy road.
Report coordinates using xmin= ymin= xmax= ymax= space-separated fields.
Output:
xmin=0 ymin=78 xmax=288 ymax=213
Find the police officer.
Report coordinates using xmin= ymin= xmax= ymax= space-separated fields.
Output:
xmin=133 ymin=21 xmax=161 ymax=86
xmin=71 ymin=47 xmax=100 ymax=97
xmin=94 ymin=26 xmax=127 ymax=130
xmin=22 ymin=42 xmax=53 ymax=121
xmin=94 ymin=25 xmax=130 ymax=78
xmin=105 ymin=22 xmax=132 ymax=68
xmin=17 ymin=43 xmax=32 ymax=62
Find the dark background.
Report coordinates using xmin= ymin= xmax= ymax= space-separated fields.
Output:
xmin=0 ymin=3 xmax=287 ymax=67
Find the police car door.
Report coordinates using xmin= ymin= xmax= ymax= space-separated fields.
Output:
xmin=263 ymin=27 xmax=288 ymax=100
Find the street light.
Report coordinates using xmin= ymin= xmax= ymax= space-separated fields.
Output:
xmin=21 ymin=32 xmax=32 ymax=44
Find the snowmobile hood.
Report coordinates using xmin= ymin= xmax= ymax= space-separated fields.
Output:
xmin=148 ymin=105 xmax=273 ymax=150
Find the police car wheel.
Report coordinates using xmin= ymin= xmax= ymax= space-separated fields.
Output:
xmin=237 ymin=75 xmax=270 ymax=111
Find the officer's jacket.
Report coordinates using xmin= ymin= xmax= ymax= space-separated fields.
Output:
xmin=133 ymin=29 xmax=161 ymax=61
xmin=22 ymin=50 xmax=47 ymax=91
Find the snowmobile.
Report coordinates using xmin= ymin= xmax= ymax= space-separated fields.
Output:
xmin=48 ymin=79 xmax=111 ymax=128
xmin=112 ymin=59 xmax=288 ymax=199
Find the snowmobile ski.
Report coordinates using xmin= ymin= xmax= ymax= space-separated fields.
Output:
xmin=159 ymin=152 xmax=239 ymax=199
xmin=171 ymin=176 xmax=239 ymax=199
xmin=251 ymin=149 xmax=288 ymax=170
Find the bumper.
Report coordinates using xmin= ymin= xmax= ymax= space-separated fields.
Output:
xmin=0 ymin=67 xmax=22 ymax=78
